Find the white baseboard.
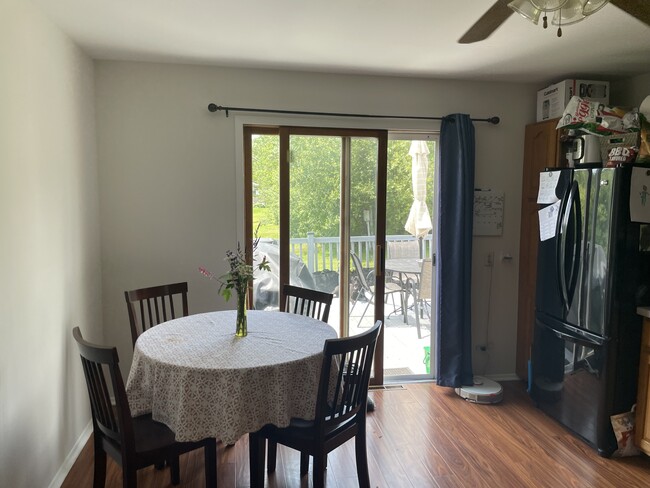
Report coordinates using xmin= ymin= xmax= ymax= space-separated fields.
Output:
xmin=48 ymin=421 xmax=92 ymax=488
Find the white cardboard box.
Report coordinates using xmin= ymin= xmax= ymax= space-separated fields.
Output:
xmin=536 ymin=79 xmax=609 ymax=122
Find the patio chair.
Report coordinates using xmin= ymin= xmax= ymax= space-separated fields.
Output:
xmin=350 ymin=252 xmax=403 ymax=327
xmin=124 ymin=282 xmax=189 ymax=346
xmin=281 ymin=284 xmax=333 ymax=323
xmin=72 ymin=327 xmax=217 ymax=488
xmin=249 ymin=320 xmax=382 ymax=488
xmin=387 ymin=239 xmax=420 ymax=259
xmin=407 ymin=258 xmax=433 ymax=338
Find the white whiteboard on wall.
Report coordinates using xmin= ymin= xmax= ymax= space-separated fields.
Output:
xmin=473 ymin=190 xmax=504 ymax=236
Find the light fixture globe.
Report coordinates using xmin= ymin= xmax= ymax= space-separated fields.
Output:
xmin=530 ymin=0 xmax=570 ymax=12
xmin=582 ymin=0 xmax=609 ymax=15
xmin=552 ymin=0 xmax=588 ymax=26
xmin=508 ymin=0 xmax=542 ymax=24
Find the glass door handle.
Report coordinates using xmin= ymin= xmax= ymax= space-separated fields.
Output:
xmin=375 ymin=244 xmax=383 ymax=277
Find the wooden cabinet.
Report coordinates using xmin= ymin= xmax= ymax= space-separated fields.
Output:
xmin=515 ymin=119 xmax=563 ymax=380
xmin=635 ymin=312 xmax=650 ymax=455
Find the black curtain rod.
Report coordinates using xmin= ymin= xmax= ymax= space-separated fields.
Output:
xmin=207 ymin=103 xmax=500 ymax=125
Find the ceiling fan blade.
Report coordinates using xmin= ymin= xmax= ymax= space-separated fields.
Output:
xmin=611 ymin=0 xmax=650 ymax=26
xmin=458 ymin=0 xmax=515 ymax=44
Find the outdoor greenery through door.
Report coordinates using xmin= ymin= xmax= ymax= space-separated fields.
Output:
xmin=244 ymin=125 xmax=437 ymax=381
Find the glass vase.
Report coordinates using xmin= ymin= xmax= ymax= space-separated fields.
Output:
xmin=235 ymin=290 xmax=248 ymax=337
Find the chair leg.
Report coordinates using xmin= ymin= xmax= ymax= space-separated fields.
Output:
xmin=92 ymin=445 xmax=107 ymax=488
xmin=249 ymin=432 xmax=266 ymax=488
xmin=299 ymin=452 xmax=309 ymax=476
xmin=123 ymin=466 xmax=137 ymax=488
xmin=169 ymin=454 xmax=180 ymax=485
xmin=357 ymin=293 xmax=373 ymax=327
xmin=355 ymin=431 xmax=371 ymax=488
xmin=267 ymin=440 xmax=277 ymax=473
xmin=204 ymin=439 xmax=217 ymax=488
xmin=415 ymin=309 xmax=422 ymax=339
xmin=413 ymin=294 xmax=422 ymax=339
xmin=312 ymin=452 xmax=327 ymax=488
xmin=399 ymin=291 xmax=409 ymax=325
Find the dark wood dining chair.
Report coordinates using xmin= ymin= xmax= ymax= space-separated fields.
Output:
xmin=281 ymin=284 xmax=334 ymax=323
xmin=72 ymin=327 xmax=217 ymax=488
xmin=266 ymin=283 xmax=335 ymax=461
xmin=124 ymin=281 xmax=188 ymax=346
xmin=249 ymin=320 xmax=382 ymax=488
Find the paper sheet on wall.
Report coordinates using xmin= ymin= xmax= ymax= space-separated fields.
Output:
xmin=630 ymin=166 xmax=650 ymax=223
xmin=538 ymin=201 xmax=562 ymax=241
xmin=537 ymin=171 xmax=561 ymax=204
xmin=473 ymin=190 xmax=504 ymax=236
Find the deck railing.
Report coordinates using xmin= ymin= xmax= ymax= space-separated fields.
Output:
xmin=289 ymin=233 xmax=433 ymax=273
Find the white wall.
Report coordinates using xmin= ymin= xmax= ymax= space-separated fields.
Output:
xmin=0 ymin=1 xmax=102 ymax=486
xmin=95 ymin=61 xmax=539 ymax=378
xmin=611 ymin=72 xmax=650 ymax=108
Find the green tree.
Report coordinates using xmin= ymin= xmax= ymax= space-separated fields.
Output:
xmin=251 ymin=134 xmax=435 ymax=240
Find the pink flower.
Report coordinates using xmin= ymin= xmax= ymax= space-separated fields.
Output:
xmin=198 ymin=266 xmax=215 ymax=279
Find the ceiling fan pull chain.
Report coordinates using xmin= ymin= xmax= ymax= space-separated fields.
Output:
xmin=557 ymin=8 xmax=563 ymax=37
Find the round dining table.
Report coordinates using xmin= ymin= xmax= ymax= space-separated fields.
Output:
xmin=126 ymin=310 xmax=337 ymax=444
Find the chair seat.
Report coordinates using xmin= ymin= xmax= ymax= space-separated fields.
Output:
xmin=385 ymin=281 xmax=403 ymax=292
xmin=73 ymin=327 xmax=216 ymax=488
xmin=272 ymin=414 xmax=357 ymax=438
xmin=132 ymin=414 xmax=179 ymax=453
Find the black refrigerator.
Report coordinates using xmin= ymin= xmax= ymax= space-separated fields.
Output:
xmin=531 ymin=165 xmax=650 ymax=457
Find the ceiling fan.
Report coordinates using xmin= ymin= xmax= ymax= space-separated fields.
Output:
xmin=458 ymin=0 xmax=650 ymax=43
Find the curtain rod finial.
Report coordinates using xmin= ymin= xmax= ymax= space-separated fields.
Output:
xmin=208 ymin=103 xmax=218 ymax=112
xmin=488 ymin=116 xmax=500 ymax=125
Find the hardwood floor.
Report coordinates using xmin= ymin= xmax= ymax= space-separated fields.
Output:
xmin=62 ymin=381 xmax=650 ymax=487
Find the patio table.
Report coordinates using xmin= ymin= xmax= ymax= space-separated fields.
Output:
xmin=385 ymin=258 xmax=422 ymax=323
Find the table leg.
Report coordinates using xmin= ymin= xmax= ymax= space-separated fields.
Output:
xmin=249 ymin=431 xmax=266 ymax=488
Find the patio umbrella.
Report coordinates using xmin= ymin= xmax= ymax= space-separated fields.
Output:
xmin=404 ymin=140 xmax=433 ymax=239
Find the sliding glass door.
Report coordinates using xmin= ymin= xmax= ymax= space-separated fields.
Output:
xmin=383 ymin=133 xmax=438 ymax=381
xmin=245 ymin=126 xmax=387 ymax=384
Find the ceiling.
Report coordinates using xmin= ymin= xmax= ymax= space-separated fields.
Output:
xmin=34 ymin=0 xmax=650 ymax=85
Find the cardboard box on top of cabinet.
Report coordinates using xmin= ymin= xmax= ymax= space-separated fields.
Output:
xmin=536 ymin=79 xmax=610 ymax=122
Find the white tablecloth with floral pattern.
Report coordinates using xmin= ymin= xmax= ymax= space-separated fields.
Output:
xmin=126 ymin=310 xmax=337 ymax=444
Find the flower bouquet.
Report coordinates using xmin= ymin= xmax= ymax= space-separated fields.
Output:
xmin=200 ymin=232 xmax=270 ymax=337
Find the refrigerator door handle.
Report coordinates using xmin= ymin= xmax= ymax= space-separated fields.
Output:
xmin=557 ymin=182 xmax=577 ymax=311
xmin=567 ymin=183 xmax=582 ymax=305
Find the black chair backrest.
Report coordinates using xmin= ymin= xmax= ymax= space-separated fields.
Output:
xmin=124 ymin=282 xmax=188 ymax=346
xmin=314 ymin=320 xmax=382 ymax=432
xmin=282 ymin=284 xmax=333 ymax=323
xmin=72 ymin=327 xmax=134 ymax=451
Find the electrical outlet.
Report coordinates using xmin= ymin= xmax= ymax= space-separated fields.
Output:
xmin=485 ymin=252 xmax=494 ymax=267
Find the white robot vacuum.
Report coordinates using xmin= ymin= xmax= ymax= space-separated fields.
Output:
xmin=455 ymin=376 xmax=503 ymax=404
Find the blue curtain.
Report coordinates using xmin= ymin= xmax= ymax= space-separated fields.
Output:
xmin=435 ymin=114 xmax=475 ymax=388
